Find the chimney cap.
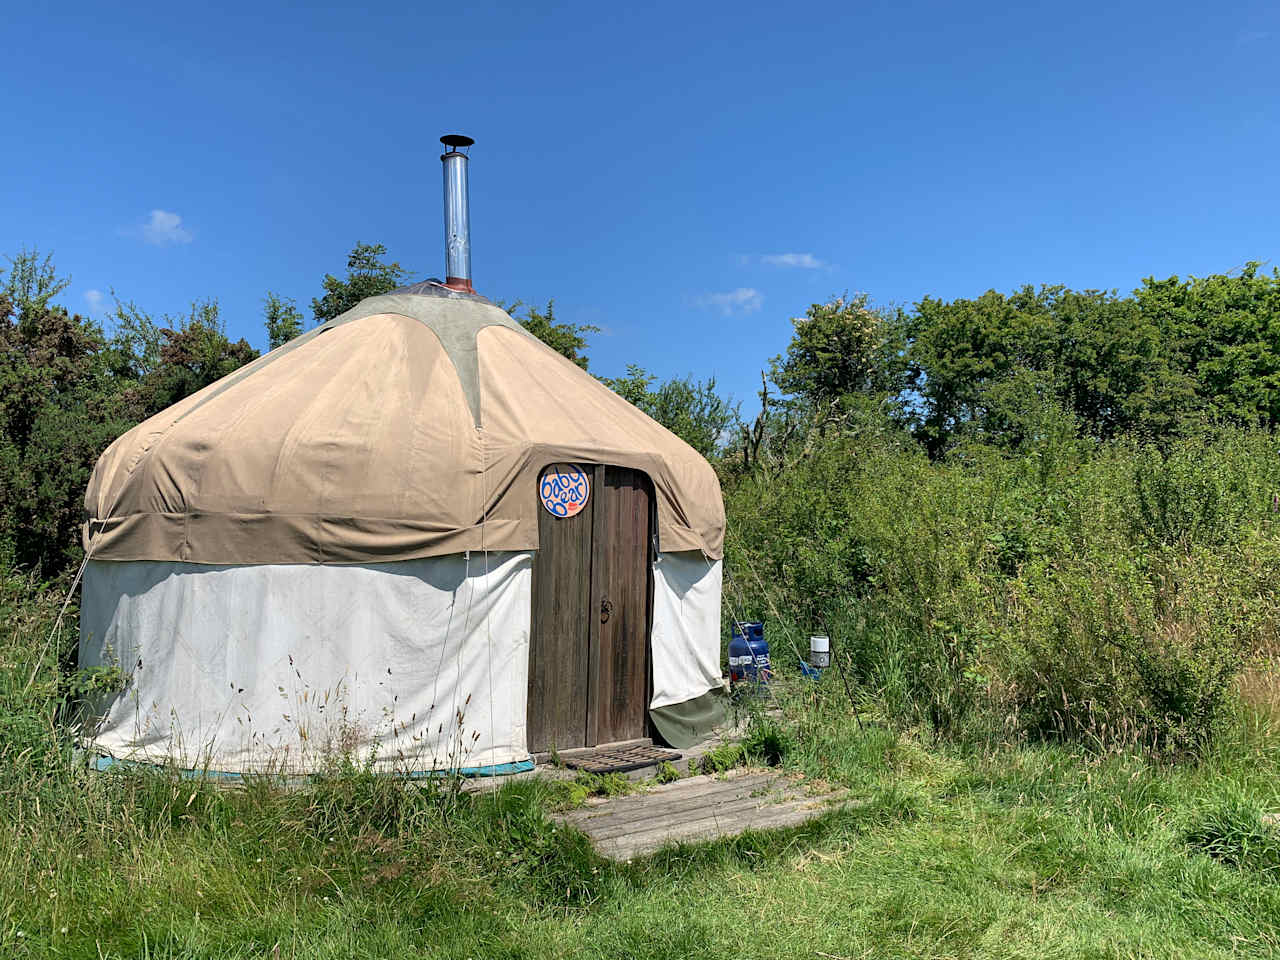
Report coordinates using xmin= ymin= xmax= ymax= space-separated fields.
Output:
xmin=440 ymin=134 xmax=474 ymax=151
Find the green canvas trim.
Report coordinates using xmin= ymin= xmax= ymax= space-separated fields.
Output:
xmin=649 ymin=688 xmax=727 ymax=749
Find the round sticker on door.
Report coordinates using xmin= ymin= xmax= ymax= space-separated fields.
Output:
xmin=540 ymin=464 xmax=590 ymax=517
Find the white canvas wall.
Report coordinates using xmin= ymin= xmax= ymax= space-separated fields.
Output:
xmin=79 ymin=553 xmax=532 ymax=773
xmin=650 ymin=552 xmax=723 ymax=710
xmin=79 ymin=549 xmax=723 ymax=774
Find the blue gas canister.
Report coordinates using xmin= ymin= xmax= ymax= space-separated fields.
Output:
xmin=728 ymin=621 xmax=771 ymax=684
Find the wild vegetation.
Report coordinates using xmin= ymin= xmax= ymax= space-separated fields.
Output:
xmin=725 ymin=421 xmax=1280 ymax=754
xmin=3 ymin=245 xmax=1280 ymax=956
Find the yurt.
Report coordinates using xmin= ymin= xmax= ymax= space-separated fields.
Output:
xmin=78 ymin=136 xmax=725 ymax=776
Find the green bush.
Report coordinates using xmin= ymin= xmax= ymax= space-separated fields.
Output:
xmin=1129 ymin=428 xmax=1277 ymax=549
xmin=724 ymin=419 xmax=1280 ymax=752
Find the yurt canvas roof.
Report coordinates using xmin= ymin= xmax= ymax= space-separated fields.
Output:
xmin=84 ymin=284 xmax=725 ymax=565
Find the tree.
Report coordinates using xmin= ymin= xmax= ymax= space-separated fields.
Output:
xmin=0 ymin=249 xmax=265 ymax=575
xmin=650 ymin=374 xmax=738 ymax=459
xmin=505 ymin=299 xmax=598 ymax=370
xmin=3 ymin=247 xmax=71 ymax=321
xmin=904 ymin=284 xmax=1197 ymax=455
xmin=741 ymin=294 xmax=908 ymax=471
xmin=106 ymin=294 xmax=165 ymax=381
xmin=604 ymin=364 xmax=656 ymax=408
xmin=771 ymin=294 xmax=905 ymax=407
xmin=602 ymin=364 xmax=738 ymax=459
xmin=311 ymin=242 xmax=410 ymax=325
xmin=0 ymin=257 xmax=129 ymax=571
xmin=263 ymin=292 xmax=304 ymax=350
xmin=109 ymin=298 xmax=258 ymax=419
xmin=1135 ymin=263 xmax=1280 ymax=428
xmin=735 ymin=371 xmax=823 ymax=475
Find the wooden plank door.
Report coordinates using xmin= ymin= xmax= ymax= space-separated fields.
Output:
xmin=588 ymin=466 xmax=654 ymax=746
xmin=527 ymin=464 xmax=654 ymax=753
xmin=527 ymin=478 xmax=593 ymax=753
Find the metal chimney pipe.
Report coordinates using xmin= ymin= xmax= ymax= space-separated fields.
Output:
xmin=440 ymin=134 xmax=474 ymax=293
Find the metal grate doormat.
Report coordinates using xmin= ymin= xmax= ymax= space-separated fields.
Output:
xmin=562 ymin=745 xmax=682 ymax=774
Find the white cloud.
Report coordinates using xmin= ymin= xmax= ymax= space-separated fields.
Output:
xmin=84 ymin=289 xmax=106 ymax=314
xmin=136 ymin=209 xmax=193 ymax=246
xmin=699 ymin=287 xmax=763 ymax=316
xmin=758 ymin=252 xmax=828 ymax=269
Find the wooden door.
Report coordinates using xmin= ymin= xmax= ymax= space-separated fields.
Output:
xmin=527 ymin=465 xmax=653 ymax=753
xmin=588 ymin=467 xmax=654 ymax=746
xmin=527 ymin=477 xmax=593 ymax=753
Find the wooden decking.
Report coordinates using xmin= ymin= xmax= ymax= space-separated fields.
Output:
xmin=553 ymin=767 xmax=849 ymax=861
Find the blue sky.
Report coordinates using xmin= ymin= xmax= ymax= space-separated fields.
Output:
xmin=4 ymin=1 xmax=1277 ymax=411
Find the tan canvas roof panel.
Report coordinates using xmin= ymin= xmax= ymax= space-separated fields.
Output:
xmin=84 ymin=292 xmax=725 ymax=562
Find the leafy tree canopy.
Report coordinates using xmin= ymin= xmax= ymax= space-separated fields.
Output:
xmin=1135 ymin=262 xmax=1280 ymax=427
xmin=3 ymin=247 xmax=71 ymax=322
xmin=502 ymin=299 xmax=598 ymax=370
xmin=0 ymin=252 xmax=129 ymax=571
xmin=602 ymin=364 xmax=738 ymax=459
xmin=311 ymin=242 xmax=410 ymax=326
xmin=263 ymin=292 xmax=304 ymax=350
xmin=737 ymin=295 xmax=907 ymax=473
xmin=771 ymin=294 xmax=906 ymax=408
xmin=108 ymin=298 xmax=258 ymax=420
xmin=905 ymin=285 xmax=1189 ymax=454
xmin=900 ymin=269 xmax=1280 ymax=455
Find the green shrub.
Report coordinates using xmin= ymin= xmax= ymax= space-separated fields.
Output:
xmin=1129 ymin=428 xmax=1279 ymax=549
xmin=723 ymin=421 xmax=1279 ymax=752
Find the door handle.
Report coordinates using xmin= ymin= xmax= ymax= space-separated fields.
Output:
xmin=600 ymin=597 xmax=614 ymax=624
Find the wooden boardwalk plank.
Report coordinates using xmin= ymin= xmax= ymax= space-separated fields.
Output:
xmin=599 ymin=797 xmax=843 ymax=861
xmin=574 ymin=790 xmax=796 ymax=840
xmin=553 ymin=768 xmax=848 ymax=861
xmin=568 ymin=767 xmax=774 ymax=808
xmin=562 ymin=773 xmax=778 ymax=824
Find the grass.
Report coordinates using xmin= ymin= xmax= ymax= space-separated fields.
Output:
xmin=5 ymin=574 xmax=1280 ymax=958
xmin=4 ymin=691 xmax=1280 ymax=956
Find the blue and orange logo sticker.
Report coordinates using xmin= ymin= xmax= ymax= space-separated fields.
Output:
xmin=539 ymin=464 xmax=590 ymax=518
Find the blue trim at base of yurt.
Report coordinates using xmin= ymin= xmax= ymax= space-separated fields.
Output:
xmin=402 ymin=759 xmax=536 ymax=778
xmin=89 ymin=753 xmax=535 ymax=781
